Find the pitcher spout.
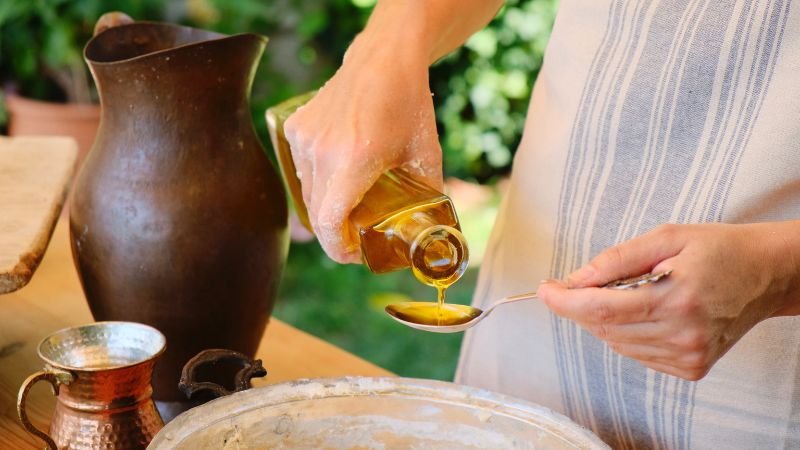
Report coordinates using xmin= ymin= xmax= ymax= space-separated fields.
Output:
xmin=85 ymin=22 xmax=267 ymax=113
xmin=84 ymin=21 xmax=267 ymax=140
xmin=85 ymin=21 xmax=267 ymax=66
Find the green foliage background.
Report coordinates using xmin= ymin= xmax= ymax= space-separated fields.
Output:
xmin=1 ymin=0 xmax=556 ymax=183
xmin=0 ymin=0 xmax=557 ymax=379
xmin=0 ymin=0 xmax=166 ymax=102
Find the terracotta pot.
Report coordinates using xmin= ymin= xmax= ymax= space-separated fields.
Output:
xmin=70 ymin=17 xmax=289 ymax=407
xmin=5 ymin=93 xmax=100 ymax=170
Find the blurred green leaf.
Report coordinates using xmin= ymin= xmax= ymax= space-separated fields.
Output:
xmin=351 ymin=0 xmax=377 ymax=8
xmin=42 ymin=21 xmax=77 ymax=67
xmin=0 ymin=0 xmax=169 ymax=107
xmin=431 ymin=0 xmax=558 ymax=182
xmin=368 ymin=292 xmax=412 ymax=310
xmin=466 ymin=29 xmax=498 ymax=58
xmin=0 ymin=90 xmax=7 ymax=128
xmin=296 ymin=10 xmax=328 ymax=39
xmin=0 ymin=2 xmax=30 ymax=25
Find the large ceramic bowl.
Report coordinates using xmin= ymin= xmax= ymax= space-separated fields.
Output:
xmin=148 ymin=376 xmax=608 ymax=449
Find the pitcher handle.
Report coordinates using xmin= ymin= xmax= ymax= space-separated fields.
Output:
xmin=179 ymin=349 xmax=267 ymax=400
xmin=94 ymin=11 xmax=134 ymax=36
xmin=17 ymin=369 xmax=74 ymax=450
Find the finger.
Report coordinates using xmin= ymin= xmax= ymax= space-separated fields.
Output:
xmin=306 ymin=140 xmax=351 ymax=226
xmin=567 ymin=224 xmax=686 ymax=288
xmin=605 ymin=340 xmax=678 ymax=362
xmin=283 ymin=114 xmax=315 ymax=216
xmin=298 ymin=162 xmax=314 ymax=219
xmin=598 ymin=339 xmax=687 ymax=376
xmin=312 ymin=164 xmax=383 ymax=264
xmin=636 ymin=360 xmax=702 ymax=380
xmin=581 ymin=320 xmax=671 ymax=344
xmin=538 ymin=280 xmax=662 ymax=325
xmin=605 ymin=339 xmax=712 ymax=380
xmin=638 ymin=357 xmax=710 ymax=381
xmin=652 ymin=254 xmax=678 ymax=281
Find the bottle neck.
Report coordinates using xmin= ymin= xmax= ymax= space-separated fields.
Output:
xmin=392 ymin=212 xmax=437 ymax=245
xmin=394 ymin=213 xmax=469 ymax=287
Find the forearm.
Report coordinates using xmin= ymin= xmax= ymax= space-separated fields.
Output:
xmin=357 ymin=0 xmax=504 ymax=65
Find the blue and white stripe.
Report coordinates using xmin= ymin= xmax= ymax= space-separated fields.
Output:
xmin=548 ymin=1 xmax=792 ymax=448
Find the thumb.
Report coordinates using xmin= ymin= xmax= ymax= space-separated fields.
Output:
xmin=568 ymin=225 xmax=685 ymax=288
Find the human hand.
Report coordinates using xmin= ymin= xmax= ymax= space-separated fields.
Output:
xmin=284 ymin=33 xmax=442 ymax=264
xmin=537 ymin=222 xmax=800 ymax=380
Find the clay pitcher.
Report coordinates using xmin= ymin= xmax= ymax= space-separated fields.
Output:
xmin=71 ymin=14 xmax=289 ymax=410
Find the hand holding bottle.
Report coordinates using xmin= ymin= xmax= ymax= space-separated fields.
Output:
xmin=282 ymin=0 xmax=504 ymax=264
xmin=284 ymin=32 xmax=442 ymax=264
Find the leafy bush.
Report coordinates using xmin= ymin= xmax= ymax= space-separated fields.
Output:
xmin=1 ymin=0 xmax=557 ymax=181
xmin=432 ymin=0 xmax=557 ymax=181
xmin=0 ymin=0 xmax=166 ymax=103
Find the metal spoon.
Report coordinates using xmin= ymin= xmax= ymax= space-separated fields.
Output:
xmin=385 ymin=270 xmax=672 ymax=333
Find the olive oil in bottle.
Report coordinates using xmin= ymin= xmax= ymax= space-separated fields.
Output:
xmin=266 ymin=93 xmax=470 ymax=325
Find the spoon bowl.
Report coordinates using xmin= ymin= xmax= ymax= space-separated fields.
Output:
xmin=384 ymin=302 xmax=482 ymax=327
xmin=386 ymin=270 xmax=673 ymax=333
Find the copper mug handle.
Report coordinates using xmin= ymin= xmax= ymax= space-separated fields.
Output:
xmin=179 ymin=349 xmax=267 ymax=400
xmin=17 ymin=368 xmax=74 ymax=450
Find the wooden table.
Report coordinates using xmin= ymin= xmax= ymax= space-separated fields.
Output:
xmin=0 ymin=218 xmax=391 ymax=449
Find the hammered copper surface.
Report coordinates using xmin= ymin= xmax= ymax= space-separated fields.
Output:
xmin=72 ymin=17 xmax=289 ymax=402
xmin=50 ymin=401 xmax=163 ymax=449
xmin=18 ymin=321 xmax=166 ymax=449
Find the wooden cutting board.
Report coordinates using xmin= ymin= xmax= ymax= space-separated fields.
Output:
xmin=0 ymin=136 xmax=77 ymax=294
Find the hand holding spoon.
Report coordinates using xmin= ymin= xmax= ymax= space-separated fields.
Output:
xmin=385 ymin=270 xmax=672 ymax=333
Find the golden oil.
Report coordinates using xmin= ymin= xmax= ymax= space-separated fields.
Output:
xmin=385 ymin=301 xmax=481 ymax=326
xmin=266 ymin=93 xmax=470 ymax=295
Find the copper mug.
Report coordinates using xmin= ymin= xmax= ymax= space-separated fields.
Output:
xmin=17 ymin=321 xmax=166 ymax=449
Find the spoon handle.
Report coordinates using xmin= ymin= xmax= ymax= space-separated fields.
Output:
xmin=502 ymin=292 xmax=539 ymax=303
xmin=496 ymin=270 xmax=672 ymax=307
xmin=603 ymin=269 xmax=672 ymax=289
xmin=482 ymin=292 xmax=539 ymax=317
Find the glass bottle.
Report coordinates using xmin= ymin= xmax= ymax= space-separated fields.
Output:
xmin=266 ymin=93 xmax=469 ymax=287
